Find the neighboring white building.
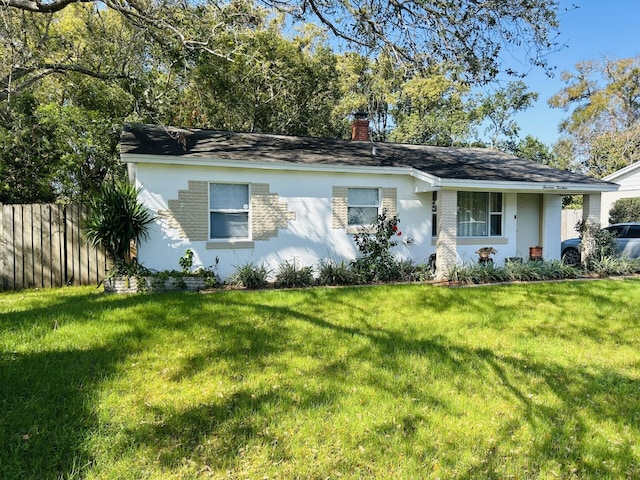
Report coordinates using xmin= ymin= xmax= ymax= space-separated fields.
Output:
xmin=601 ymin=161 xmax=640 ymax=225
xmin=120 ymin=124 xmax=617 ymax=280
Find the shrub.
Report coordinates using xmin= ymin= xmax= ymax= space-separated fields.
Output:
xmin=179 ymin=249 xmax=195 ymax=273
xmin=385 ymin=258 xmax=432 ymax=283
xmin=588 ymin=256 xmax=640 ymax=278
xmin=231 ymin=262 xmax=270 ymax=289
xmin=609 ymin=197 xmax=640 ymax=224
xmin=576 ymin=220 xmax=618 ymax=266
xmin=352 ymin=209 xmax=403 ymax=282
xmin=316 ymin=259 xmax=359 ymax=286
xmin=447 ymin=259 xmax=581 ymax=285
xmin=275 ymin=260 xmax=315 ymax=288
xmin=83 ymin=180 xmax=154 ymax=265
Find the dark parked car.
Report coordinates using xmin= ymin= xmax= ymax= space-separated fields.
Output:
xmin=561 ymin=222 xmax=640 ymax=265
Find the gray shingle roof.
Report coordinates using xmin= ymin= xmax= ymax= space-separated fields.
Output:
xmin=120 ymin=123 xmax=613 ymax=186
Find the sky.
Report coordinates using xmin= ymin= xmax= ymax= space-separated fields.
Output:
xmin=512 ymin=0 xmax=640 ymax=146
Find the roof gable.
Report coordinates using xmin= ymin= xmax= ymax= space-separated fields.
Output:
xmin=603 ymin=161 xmax=640 ymax=183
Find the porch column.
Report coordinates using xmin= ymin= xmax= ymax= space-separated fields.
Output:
xmin=541 ymin=195 xmax=562 ymax=260
xmin=435 ymin=189 xmax=457 ymax=280
xmin=582 ymin=193 xmax=602 ymax=225
xmin=581 ymin=193 xmax=602 ymax=262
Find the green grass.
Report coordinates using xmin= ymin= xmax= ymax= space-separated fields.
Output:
xmin=1 ymin=280 xmax=639 ymax=479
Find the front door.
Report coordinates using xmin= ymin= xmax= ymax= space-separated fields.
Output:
xmin=516 ymin=194 xmax=541 ymax=259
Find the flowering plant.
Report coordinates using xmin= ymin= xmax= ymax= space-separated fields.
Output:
xmin=352 ymin=209 xmax=403 ymax=282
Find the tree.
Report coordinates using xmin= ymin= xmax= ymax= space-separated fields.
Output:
xmin=389 ymin=66 xmax=478 ymax=146
xmin=549 ymin=56 xmax=640 ymax=177
xmin=2 ymin=0 xmax=563 ymax=96
xmin=172 ymin=18 xmax=344 ymax=138
xmin=333 ymin=52 xmax=400 ymax=141
xmin=508 ymin=135 xmax=555 ymax=165
xmin=609 ymin=197 xmax=640 ymax=224
xmin=479 ymin=81 xmax=539 ymax=149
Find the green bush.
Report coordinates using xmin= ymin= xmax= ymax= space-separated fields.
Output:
xmin=275 ymin=260 xmax=315 ymax=288
xmin=83 ymin=180 xmax=154 ymax=265
xmin=577 ymin=220 xmax=618 ymax=265
xmin=447 ymin=259 xmax=581 ymax=285
xmin=352 ymin=209 xmax=403 ymax=282
xmin=609 ymin=197 xmax=640 ymax=224
xmin=316 ymin=259 xmax=359 ymax=286
xmin=588 ymin=256 xmax=640 ymax=277
xmin=231 ymin=262 xmax=270 ymax=289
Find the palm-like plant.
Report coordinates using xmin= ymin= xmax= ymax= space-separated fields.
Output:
xmin=83 ymin=180 xmax=154 ymax=265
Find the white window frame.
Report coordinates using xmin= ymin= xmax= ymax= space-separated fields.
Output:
xmin=456 ymin=192 xmax=503 ymax=237
xmin=208 ymin=183 xmax=250 ymax=241
xmin=347 ymin=187 xmax=381 ymax=227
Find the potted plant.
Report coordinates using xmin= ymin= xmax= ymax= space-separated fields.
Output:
xmin=475 ymin=246 xmax=497 ymax=263
xmin=83 ymin=179 xmax=155 ymax=291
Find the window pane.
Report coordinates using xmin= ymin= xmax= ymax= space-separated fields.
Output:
xmin=626 ymin=226 xmax=640 ymax=238
xmin=491 ymin=193 xmax=502 ymax=212
xmin=348 ymin=206 xmax=378 ymax=226
xmin=457 ymin=192 xmax=488 ymax=236
xmin=210 ymin=184 xmax=248 ymax=210
xmin=606 ymin=226 xmax=625 ymax=237
xmin=490 ymin=215 xmax=502 ymax=236
xmin=210 ymin=212 xmax=249 ymax=238
xmin=348 ymin=188 xmax=379 ymax=206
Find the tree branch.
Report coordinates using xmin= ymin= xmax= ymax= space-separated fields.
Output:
xmin=0 ymin=0 xmax=93 ymax=13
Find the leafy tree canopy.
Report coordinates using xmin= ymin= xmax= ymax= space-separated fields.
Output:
xmin=0 ymin=0 xmax=565 ymax=203
xmin=2 ymin=0 xmax=563 ymax=90
xmin=549 ymin=56 xmax=640 ymax=177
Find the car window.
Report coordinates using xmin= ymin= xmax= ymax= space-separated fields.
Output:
xmin=606 ymin=226 xmax=625 ymax=237
xmin=625 ymin=225 xmax=640 ymax=238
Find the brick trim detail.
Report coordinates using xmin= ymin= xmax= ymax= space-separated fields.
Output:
xmin=332 ymin=186 xmax=348 ymax=229
xmin=382 ymin=187 xmax=398 ymax=217
xmin=159 ymin=181 xmax=209 ymax=241
xmin=251 ymin=183 xmax=295 ymax=241
xmin=435 ymin=189 xmax=458 ymax=280
xmin=159 ymin=181 xmax=294 ymax=242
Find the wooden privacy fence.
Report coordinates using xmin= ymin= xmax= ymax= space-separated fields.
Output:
xmin=0 ymin=204 xmax=107 ymax=291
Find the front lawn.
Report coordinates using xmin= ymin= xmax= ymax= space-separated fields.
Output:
xmin=1 ymin=280 xmax=639 ymax=479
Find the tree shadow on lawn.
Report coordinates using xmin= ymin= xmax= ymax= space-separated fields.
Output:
xmin=0 ymin=291 xmax=211 ymax=479
xmin=0 ymin=330 xmax=144 ymax=479
xmin=142 ymin=287 xmax=640 ymax=477
xmin=3 ymin=286 xmax=638 ymax=477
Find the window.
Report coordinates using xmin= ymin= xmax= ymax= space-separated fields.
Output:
xmin=457 ymin=192 xmax=503 ymax=237
xmin=209 ymin=183 xmax=249 ymax=239
xmin=348 ymin=188 xmax=380 ymax=226
xmin=432 ymin=191 xmax=438 ymax=236
xmin=625 ymin=225 xmax=640 ymax=238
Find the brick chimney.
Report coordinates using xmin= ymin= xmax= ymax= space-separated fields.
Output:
xmin=351 ymin=112 xmax=370 ymax=141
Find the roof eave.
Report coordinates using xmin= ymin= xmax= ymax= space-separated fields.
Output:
xmin=436 ymin=178 xmax=619 ymax=194
xmin=603 ymin=160 xmax=640 ymax=181
xmin=120 ymin=153 xmax=415 ymax=176
xmin=122 ymin=153 xmax=618 ymax=193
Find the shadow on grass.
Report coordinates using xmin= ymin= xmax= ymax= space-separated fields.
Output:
xmin=169 ymin=284 xmax=639 ymax=477
xmin=1 ymin=281 xmax=639 ymax=478
xmin=0 ymin=331 xmax=141 ymax=479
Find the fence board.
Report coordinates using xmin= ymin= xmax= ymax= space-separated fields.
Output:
xmin=14 ymin=206 xmax=24 ymax=289
xmin=23 ymin=205 xmax=35 ymax=288
xmin=41 ymin=205 xmax=53 ymax=289
xmin=33 ymin=205 xmax=44 ymax=289
xmin=51 ymin=204 xmax=64 ymax=288
xmin=0 ymin=203 xmax=106 ymax=290
xmin=1 ymin=205 xmax=15 ymax=290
